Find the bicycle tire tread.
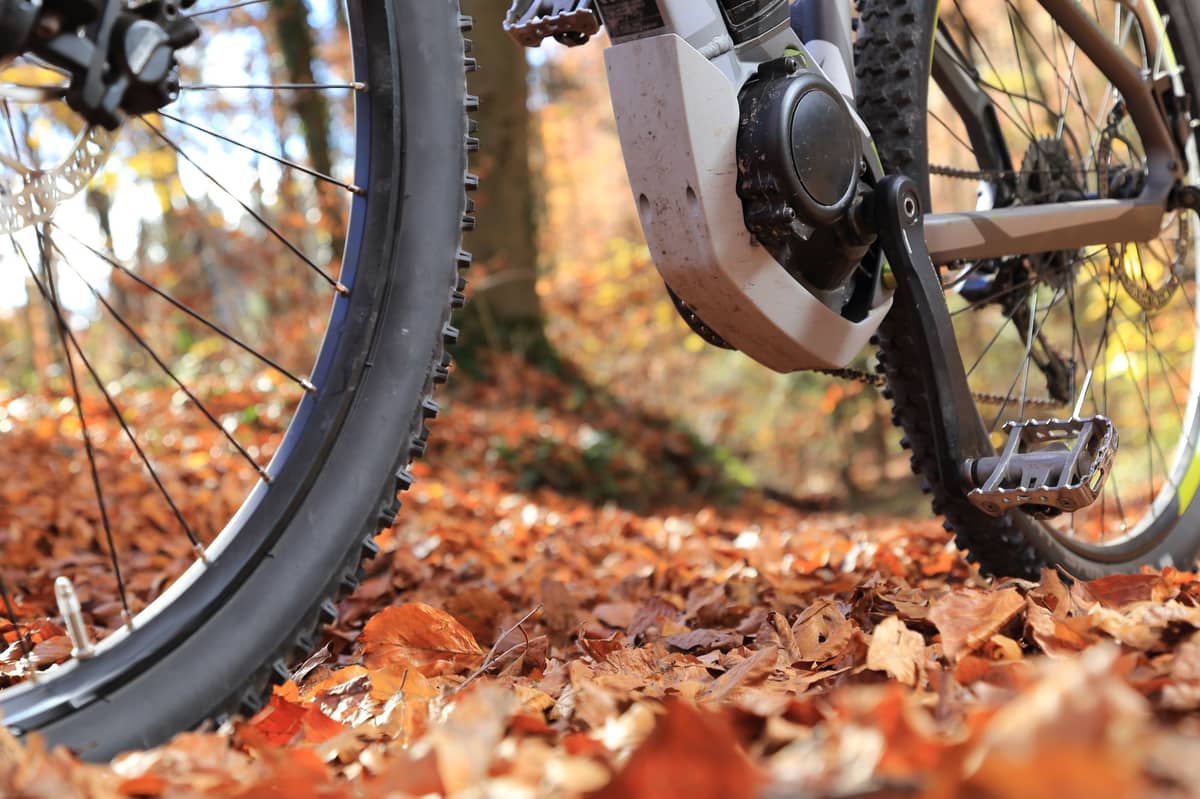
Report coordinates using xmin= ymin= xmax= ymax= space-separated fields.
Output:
xmin=209 ymin=11 xmax=479 ymax=727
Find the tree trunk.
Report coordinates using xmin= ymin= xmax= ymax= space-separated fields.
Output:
xmin=460 ymin=0 xmax=550 ymax=362
xmin=271 ymin=0 xmax=344 ymax=261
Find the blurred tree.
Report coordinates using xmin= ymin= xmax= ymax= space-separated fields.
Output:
xmin=460 ymin=0 xmax=554 ymax=365
xmin=270 ymin=0 xmax=343 ymax=258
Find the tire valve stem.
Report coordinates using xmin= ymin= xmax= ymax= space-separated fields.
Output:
xmin=54 ymin=577 xmax=95 ymax=660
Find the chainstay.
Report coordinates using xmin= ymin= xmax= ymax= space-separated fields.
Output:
xmin=817 ymin=367 xmax=1064 ymax=409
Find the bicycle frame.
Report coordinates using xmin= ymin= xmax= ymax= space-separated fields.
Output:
xmin=599 ymin=0 xmax=1186 ymax=372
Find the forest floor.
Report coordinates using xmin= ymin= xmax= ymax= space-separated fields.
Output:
xmin=5 ymin=354 xmax=1200 ymax=798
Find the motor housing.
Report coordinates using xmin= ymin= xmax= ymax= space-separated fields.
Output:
xmin=605 ymin=33 xmax=891 ymax=372
xmin=737 ymin=53 xmax=876 ymax=295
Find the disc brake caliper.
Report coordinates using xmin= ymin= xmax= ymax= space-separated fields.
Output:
xmin=962 ymin=417 xmax=1118 ymax=518
xmin=2 ymin=0 xmax=200 ymax=130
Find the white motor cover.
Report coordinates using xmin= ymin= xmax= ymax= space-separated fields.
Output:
xmin=605 ymin=33 xmax=890 ymax=373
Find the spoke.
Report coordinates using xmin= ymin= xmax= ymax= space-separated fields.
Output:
xmin=20 ymin=240 xmax=207 ymax=556
xmin=23 ymin=230 xmax=132 ymax=627
xmin=51 ymin=224 xmax=316 ymax=392
xmin=181 ymin=82 xmax=365 ymax=92
xmin=1096 ymin=267 xmax=1122 ymax=535
xmin=1145 ymin=309 xmax=1156 ymax=505
xmin=187 ymin=0 xmax=269 ymax=17
xmin=1069 ymin=258 xmax=1081 ymax=405
xmin=947 ymin=2 xmax=1043 ymax=145
xmin=157 ymin=111 xmax=364 ymax=195
xmin=137 ymin=116 xmax=346 ymax=295
xmin=950 ymin=273 xmax=1042 ymax=317
xmin=1105 ymin=306 xmax=1174 ymax=483
xmin=1052 ymin=18 xmax=1072 ymax=138
xmin=48 ymin=238 xmax=271 ymax=482
xmin=988 ymin=287 xmax=1063 ymax=431
xmin=1007 ymin=0 xmax=1107 ymax=147
xmin=1018 ymin=291 xmax=1039 ymax=420
xmin=929 ymin=108 xmax=980 ymax=159
xmin=966 ymin=307 xmax=1018 ymax=378
xmin=1005 ymin=4 xmax=1039 ymax=136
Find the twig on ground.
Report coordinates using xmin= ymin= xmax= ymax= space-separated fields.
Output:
xmin=457 ymin=604 xmax=543 ymax=693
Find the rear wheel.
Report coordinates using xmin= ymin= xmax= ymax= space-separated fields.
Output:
xmin=0 ymin=0 xmax=473 ymax=758
xmin=857 ymin=0 xmax=1200 ymax=577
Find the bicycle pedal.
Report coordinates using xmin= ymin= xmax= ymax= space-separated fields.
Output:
xmin=504 ymin=0 xmax=601 ymax=47
xmin=961 ymin=416 xmax=1118 ymax=518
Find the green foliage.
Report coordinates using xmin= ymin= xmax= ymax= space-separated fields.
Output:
xmin=493 ymin=412 xmax=749 ymax=512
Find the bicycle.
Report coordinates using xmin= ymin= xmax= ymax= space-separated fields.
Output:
xmin=0 ymin=0 xmax=1193 ymax=762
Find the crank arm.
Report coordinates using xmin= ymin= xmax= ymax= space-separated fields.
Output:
xmin=868 ymin=176 xmax=995 ymax=490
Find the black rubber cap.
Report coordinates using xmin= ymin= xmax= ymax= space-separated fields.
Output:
xmin=790 ymin=89 xmax=858 ymax=207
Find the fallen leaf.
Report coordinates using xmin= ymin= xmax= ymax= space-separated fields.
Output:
xmin=361 ymin=603 xmax=484 ymax=677
xmin=593 ymin=601 xmax=638 ymax=629
xmin=866 ymin=616 xmax=924 ymax=687
xmin=1083 ymin=573 xmax=1170 ymax=608
xmin=117 ymin=774 xmax=167 ymax=797
xmin=791 ymin=601 xmax=854 ymax=664
xmin=699 ymin=646 xmax=778 ymax=704
xmin=663 ymin=628 xmax=741 ymax=653
xmin=929 ymin=588 xmax=1025 ymax=661
xmin=586 ymin=698 xmax=763 ymax=799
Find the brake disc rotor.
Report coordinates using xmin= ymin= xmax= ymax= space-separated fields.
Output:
xmin=1098 ymin=125 xmax=1183 ymax=312
xmin=0 ymin=124 xmax=117 ymax=235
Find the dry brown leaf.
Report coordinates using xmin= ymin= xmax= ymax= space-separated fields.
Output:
xmin=791 ymin=601 xmax=853 ymax=664
xmin=865 ymin=616 xmax=924 ymax=687
xmin=663 ymin=628 xmax=741 ymax=653
xmin=1028 ymin=568 xmax=1072 ymax=617
xmin=593 ymin=601 xmax=638 ymax=629
xmin=929 ymin=588 xmax=1025 ymax=661
xmin=699 ymin=645 xmax=779 ymax=704
xmin=1083 ymin=573 xmax=1171 ymax=608
xmin=964 ymin=646 xmax=1150 ymax=799
xmin=1026 ymin=601 xmax=1094 ymax=658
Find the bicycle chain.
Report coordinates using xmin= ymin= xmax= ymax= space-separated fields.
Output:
xmin=817 ymin=367 xmax=1063 ymax=408
xmin=928 ymin=163 xmax=1103 ymax=182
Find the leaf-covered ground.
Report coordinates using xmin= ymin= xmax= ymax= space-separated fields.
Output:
xmin=5 ymin=356 xmax=1200 ymax=798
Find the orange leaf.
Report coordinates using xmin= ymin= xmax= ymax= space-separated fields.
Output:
xmin=1082 ymin=573 xmax=1168 ymax=608
xmin=118 ymin=775 xmax=167 ymax=797
xmin=586 ymin=699 xmax=763 ymax=799
xmin=361 ymin=603 xmax=484 ymax=677
xmin=246 ymin=694 xmax=307 ymax=746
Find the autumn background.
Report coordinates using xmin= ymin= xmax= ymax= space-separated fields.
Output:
xmin=0 ymin=0 xmax=1200 ymax=797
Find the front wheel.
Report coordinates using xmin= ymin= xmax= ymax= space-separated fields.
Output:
xmin=0 ymin=0 xmax=473 ymax=758
xmin=857 ymin=0 xmax=1200 ymax=578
